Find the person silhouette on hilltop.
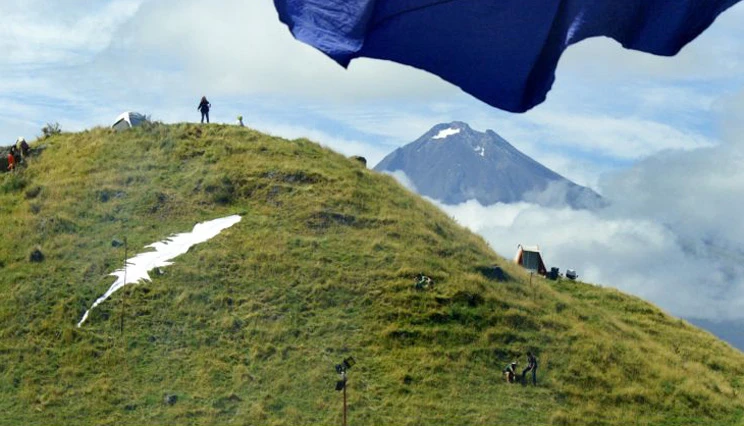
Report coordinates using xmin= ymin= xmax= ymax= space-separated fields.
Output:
xmin=198 ymin=96 xmax=211 ymax=124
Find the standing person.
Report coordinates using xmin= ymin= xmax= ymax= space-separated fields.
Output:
xmin=7 ymin=147 xmax=16 ymax=171
xmin=16 ymin=137 xmax=29 ymax=160
xmin=198 ymin=96 xmax=211 ymax=123
xmin=236 ymin=115 xmax=244 ymax=127
xmin=521 ymin=351 xmax=538 ymax=386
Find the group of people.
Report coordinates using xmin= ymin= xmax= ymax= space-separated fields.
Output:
xmin=7 ymin=137 xmax=30 ymax=172
xmin=197 ymin=96 xmax=245 ymax=127
xmin=503 ymin=351 xmax=538 ymax=386
xmin=5 ymin=96 xmax=233 ymax=169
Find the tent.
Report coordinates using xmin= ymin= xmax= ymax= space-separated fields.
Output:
xmin=112 ymin=112 xmax=147 ymax=131
xmin=274 ymin=0 xmax=742 ymax=112
xmin=514 ymin=245 xmax=547 ymax=276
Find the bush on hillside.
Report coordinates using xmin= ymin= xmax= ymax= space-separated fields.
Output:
xmin=41 ymin=122 xmax=61 ymax=138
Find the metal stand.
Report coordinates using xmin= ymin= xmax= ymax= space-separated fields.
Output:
xmin=343 ymin=372 xmax=347 ymax=426
xmin=120 ymin=237 xmax=127 ymax=335
xmin=335 ymin=357 xmax=355 ymax=426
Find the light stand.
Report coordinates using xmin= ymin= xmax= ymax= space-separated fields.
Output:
xmin=120 ymin=237 xmax=128 ymax=335
xmin=334 ymin=357 xmax=355 ymax=426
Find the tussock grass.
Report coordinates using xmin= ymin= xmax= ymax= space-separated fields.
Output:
xmin=0 ymin=123 xmax=742 ymax=425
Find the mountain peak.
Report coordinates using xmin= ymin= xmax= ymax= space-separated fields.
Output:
xmin=427 ymin=121 xmax=473 ymax=141
xmin=375 ymin=122 xmax=604 ymax=209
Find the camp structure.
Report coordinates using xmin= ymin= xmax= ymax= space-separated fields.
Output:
xmin=514 ymin=244 xmax=547 ymax=275
xmin=112 ymin=112 xmax=147 ymax=131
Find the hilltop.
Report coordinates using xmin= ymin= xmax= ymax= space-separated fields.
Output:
xmin=0 ymin=123 xmax=742 ymax=425
xmin=374 ymin=122 xmax=603 ymax=209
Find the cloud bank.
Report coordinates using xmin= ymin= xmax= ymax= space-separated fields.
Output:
xmin=390 ymin=92 xmax=744 ymax=322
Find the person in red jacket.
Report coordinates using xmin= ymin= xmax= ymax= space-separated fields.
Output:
xmin=7 ymin=147 xmax=16 ymax=171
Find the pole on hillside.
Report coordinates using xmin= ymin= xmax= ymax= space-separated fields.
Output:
xmin=335 ymin=357 xmax=355 ymax=426
xmin=530 ymin=271 xmax=533 ymax=293
xmin=530 ymin=271 xmax=536 ymax=303
xmin=343 ymin=375 xmax=347 ymax=426
xmin=120 ymin=237 xmax=127 ymax=335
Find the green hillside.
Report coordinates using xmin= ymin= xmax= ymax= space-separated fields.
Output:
xmin=1 ymin=123 xmax=742 ymax=425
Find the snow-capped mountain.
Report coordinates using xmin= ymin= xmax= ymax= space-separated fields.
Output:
xmin=374 ymin=121 xmax=603 ymax=209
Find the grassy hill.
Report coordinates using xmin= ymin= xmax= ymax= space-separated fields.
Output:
xmin=0 ymin=123 xmax=743 ymax=425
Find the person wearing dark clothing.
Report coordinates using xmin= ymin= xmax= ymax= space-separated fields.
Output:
xmin=17 ymin=137 xmax=29 ymax=160
xmin=521 ymin=352 xmax=538 ymax=385
xmin=198 ymin=96 xmax=211 ymax=123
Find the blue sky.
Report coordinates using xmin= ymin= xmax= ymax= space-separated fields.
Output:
xmin=2 ymin=0 xmax=741 ymax=181
xmin=2 ymin=0 xmax=744 ymax=324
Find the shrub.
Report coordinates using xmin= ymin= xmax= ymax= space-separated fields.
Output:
xmin=41 ymin=122 xmax=61 ymax=138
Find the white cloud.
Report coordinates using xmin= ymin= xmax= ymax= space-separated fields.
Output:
xmin=433 ymin=93 xmax=744 ymax=321
xmin=252 ymin=121 xmax=391 ymax=168
xmin=527 ymin=154 xmax=613 ymax=191
xmin=103 ymin=0 xmax=459 ymax=102
xmin=521 ymin=110 xmax=716 ymax=159
xmin=438 ymin=198 xmax=744 ymax=321
xmin=293 ymin=105 xmax=453 ymax=145
xmin=636 ymin=86 xmax=717 ymax=115
xmin=0 ymin=0 xmax=148 ymax=142
xmin=383 ymin=170 xmax=419 ymax=193
xmin=0 ymin=0 xmax=144 ymax=66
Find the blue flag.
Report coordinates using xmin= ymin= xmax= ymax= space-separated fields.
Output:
xmin=274 ymin=0 xmax=741 ymax=112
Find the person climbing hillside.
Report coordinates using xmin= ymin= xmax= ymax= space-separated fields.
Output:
xmin=503 ymin=361 xmax=518 ymax=383
xmin=521 ymin=351 xmax=538 ymax=386
xmin=7 ymin=147 xmax=16 ymax=171
xmin=414 ymin=272 xmax=434 ymax=290
xmin=198 ymin=96 xmax=211 ymax=124
xmin=16 ymin=137 xmax=29 ymax=161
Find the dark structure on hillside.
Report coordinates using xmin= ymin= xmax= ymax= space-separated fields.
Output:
xmin=476 ymin=265 xmax=508 ymax=281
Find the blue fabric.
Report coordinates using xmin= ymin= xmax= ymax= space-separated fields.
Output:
xmin=274 ymin=0 xmax=741 ymax=112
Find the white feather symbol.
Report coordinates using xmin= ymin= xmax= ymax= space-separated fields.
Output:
xmin=77 ymin=215 xmax=242 ymax=327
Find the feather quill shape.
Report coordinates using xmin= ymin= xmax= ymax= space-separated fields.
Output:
xmin=77 ymin=215 xmax=242 ymax=327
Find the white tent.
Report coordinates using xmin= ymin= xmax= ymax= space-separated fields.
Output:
xmin=112 ymin=112 xmax=147 ymax=131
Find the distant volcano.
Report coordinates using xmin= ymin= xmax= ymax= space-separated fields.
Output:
xmin=374 ymin=122 xmax=603 ymax=209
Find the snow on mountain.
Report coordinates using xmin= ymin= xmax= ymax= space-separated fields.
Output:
xmin=432 ymin=127 xmax=461 ymax=140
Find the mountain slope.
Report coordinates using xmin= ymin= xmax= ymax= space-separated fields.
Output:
xmin=0 ymin=123 xmax=742 ymax=425
xmin=374 ymin=122 xmax=603 ymax=209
